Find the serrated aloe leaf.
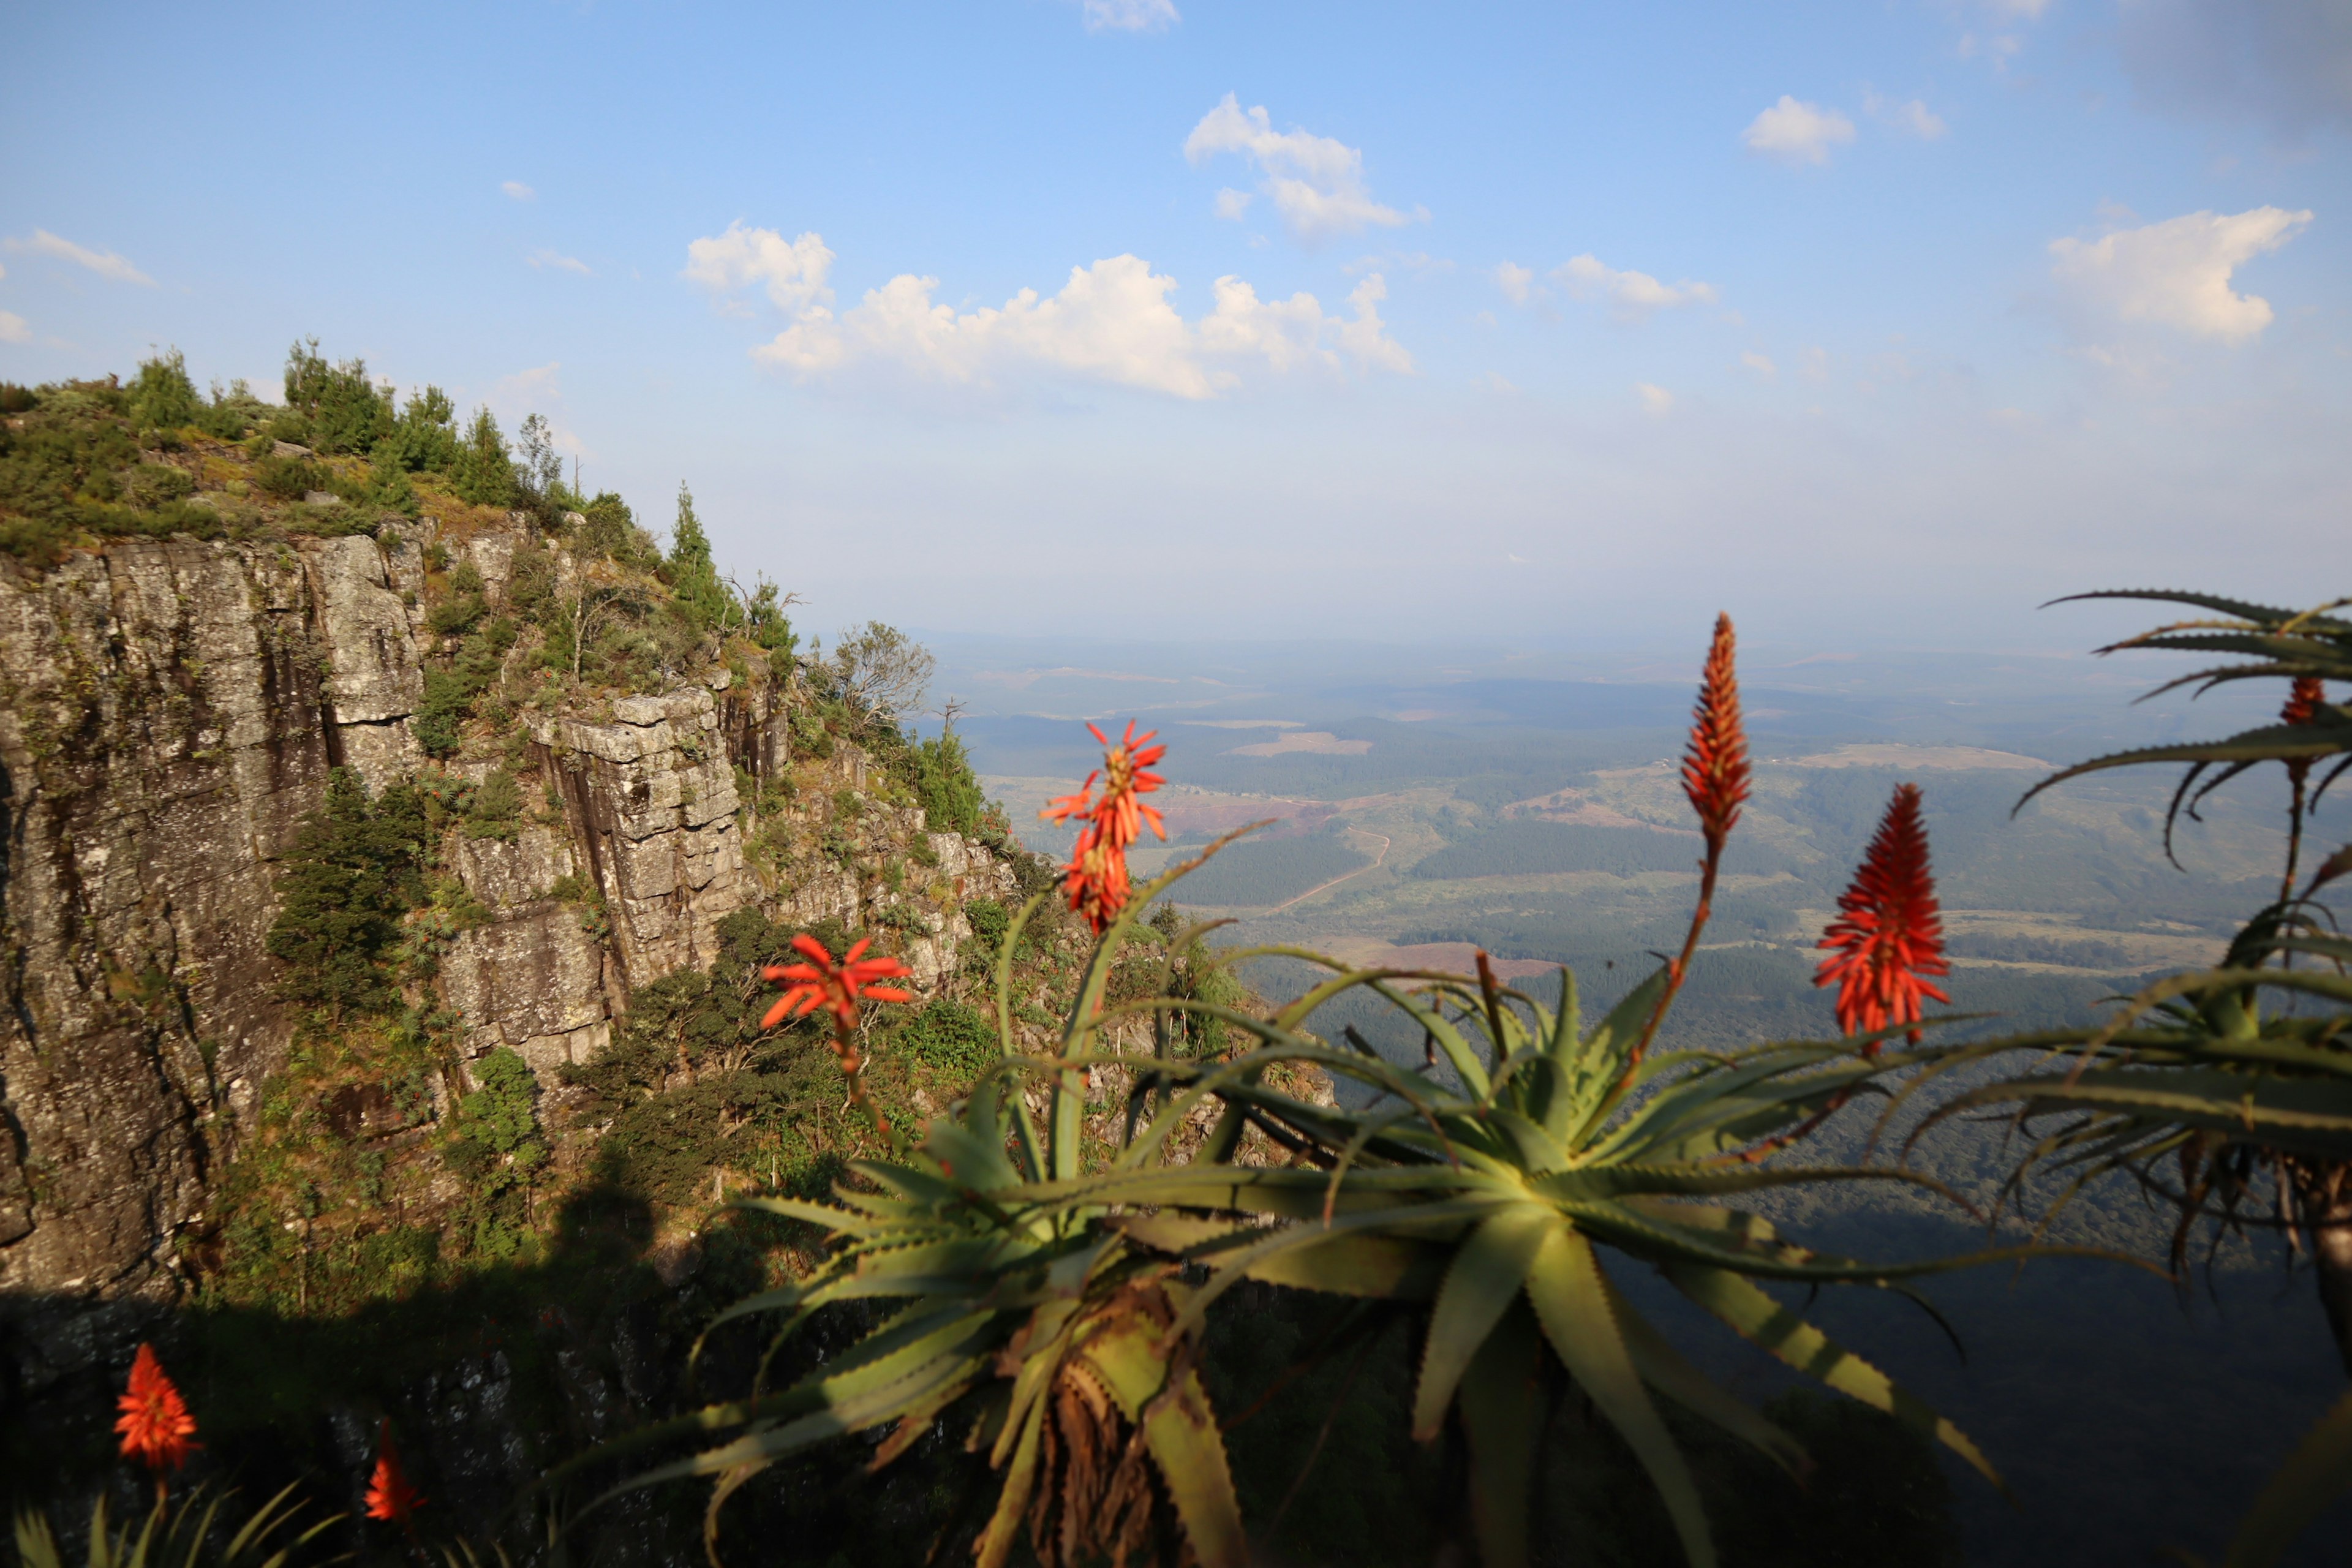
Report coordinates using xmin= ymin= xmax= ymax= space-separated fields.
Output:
xmin=1662 ymin=1262 xmax=2000 ymax=1490
xmin=1413 ymin=1205 xmax=1553 ymax=1441
xmin=1240 ymin=1231 xmax=1448 ymax=1299
xmin=1526 ymin=1224 xmax=1716 ymax=1568
xmin=2222 ymin=1383 xmax=2352 ymax=1568
xmin=1605 ymin=1270 xmax=1804 ymax=1477
xmin=1458 ymin=1299 xmax=1546 ymax=1568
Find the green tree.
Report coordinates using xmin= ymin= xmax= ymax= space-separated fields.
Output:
xmin=450 ymin=407 xmax=514 ymax=507
xmin=127 ymin=349 xmax=200 ymax=432
xmin=913 ymin=727 xmax=983 ymax=837
xmin=282 ymin=339 xmax=394 ymax=453
xmin=665 ymin=483 xmax=729 ymax=633
xmin=265 ymin=769 xmax=431 ymax=1018
xmin=380 ymin=385 xmax=459 ymax=473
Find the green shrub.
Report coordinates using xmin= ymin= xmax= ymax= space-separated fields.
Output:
xmin=898 ymin=998 xmax=996 ymax=1076
xmin=125 ymin=462 xmax=192 ymax=507
xmin=127 ymin=348 xmax=201 ymax=431
xmin=254 ymin=451 xmax=325 ymax=499
xmin=0 ymin=383 xmax=36 ymax=414
xmin=265 ymin=769 xmax=432 ymax=1018
xmin=464 ymin=769 xmax=522 ymax=840
xmin=910 ymin=728 xmax=984 ymax=837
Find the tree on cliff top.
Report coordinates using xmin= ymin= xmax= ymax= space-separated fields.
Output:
xmin=664 ymin=482 xmax=729 ymax=634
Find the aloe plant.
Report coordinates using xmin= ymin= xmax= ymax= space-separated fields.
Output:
xmin=10 ymin=1485 xmax=331 ymax=1568
xmin=560 ymin=829 xmax=2057 ymax=1568
xmin=1912 ymin=591 xmax=2352 ymax=1567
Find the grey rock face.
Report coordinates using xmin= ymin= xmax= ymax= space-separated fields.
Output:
xmin=0 ymin=521 xmax=1018 ymax=1355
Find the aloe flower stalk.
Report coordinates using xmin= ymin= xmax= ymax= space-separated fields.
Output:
xmin=1815 ymin=782 xmax=1951 ymax=1052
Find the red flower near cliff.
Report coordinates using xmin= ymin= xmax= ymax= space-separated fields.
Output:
xmin=364 ymin=1422 xmax=426 ymax=1525
xmin=1815 ymin=783 xmax=1951 ymax=1052
xmin=1060 ymin=827 xmax=1134 ymax=935
xmin=1042 ymin=720 xmax=1169 ymax=934
xmin=115 ymin=1343 xmax=199 ymax=1476
xmin=1680 ymin=613 xmax=1750 ymax=851
xmin=761 ymin=935 xmax=914 ymax=1031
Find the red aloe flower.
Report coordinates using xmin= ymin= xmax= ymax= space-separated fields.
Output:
xmin=1679 ymin=613 xmax=1750 ymax=852
xmin=364 ymin=1421 xmax=426 ymax=1525
xmin=1815 ymin=783 xmax=1951 ymax=1052
xmin=2283 ymin=676 xmax=2325 ymax=728
xmin=115 ymin=1343 xmax=200 ymax=1476
xmin=1041 ymin=720 xmax=1168 ymax=933
xmin=761 ymin=934 xmax=914 ymax=1033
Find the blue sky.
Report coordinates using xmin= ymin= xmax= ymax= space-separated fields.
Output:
xmin=3 ymin=1 xmax=2346 ymax=652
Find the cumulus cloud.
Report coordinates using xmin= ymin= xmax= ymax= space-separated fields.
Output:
xmin=685 ymin=222 xmax=836 ymax=313
xmin=1082 ymin=0 xmax=1178 ymax=31
xmin=689 ymin=228 xmax=1412 ymax=399
xmin=1493 ymin=262 xmax=1534 ymax=306
xmin=1184 ymin=94 xmax=1423 ymax=244
xmin=1741 ymin=350 xmax=1777 ymax=378
xmin=528 ymin=249 xmax=592 ymax=275
xmin=1865 ymin=92 xmax=1949 ymax=139
xmin=502 ymin=181 xmax=536 ymax=202
xmin=2050 ymin=206 xmax=2313 ymax=343
xmin=2119 ymin=0 xmax=2352 ymax=138
xmin=1741 ymin=96 xmax=1857 ymax=164
xmin=1552 ymin=254 xmax=1719 ymax=316
xmin=1213 ymin=188 xmax=1254 ymax=221
xmin=0 ymin=310 xmax=28 ymax=344
xmin=1636 ymin=383 xmax=1675 ymax=415
xmin=2 ymin=230 xmax=153 ymax=285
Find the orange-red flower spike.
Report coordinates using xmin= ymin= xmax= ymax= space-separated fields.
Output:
xmin=761 ymin=933 xmax=914 ymax=1030
xmin=1814 ymin=783 xmax=1951 ymax=1053
xmin=364 ymin=1422 xmax=426 ymax=1524
xmin=1680 ymin=614 xmax=1751 ymax=852
xmin=115 ymin=1343 xmax=200 ymax=1476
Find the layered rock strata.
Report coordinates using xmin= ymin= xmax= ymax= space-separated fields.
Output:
xmin=0 ymin=521 xmax=1010 ymax=1330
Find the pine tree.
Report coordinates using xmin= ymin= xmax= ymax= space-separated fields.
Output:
xmin=665 ymin=483 xmax=730 ymax=633
xmin=450 ymin=408 xmax=514 ymax=507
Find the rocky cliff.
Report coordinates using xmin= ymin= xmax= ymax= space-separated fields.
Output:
xmin=0 ymin=516 xmax=1014 ymax=1359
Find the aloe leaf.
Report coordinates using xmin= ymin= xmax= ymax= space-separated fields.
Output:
xmin=1240 ymin=1231 xmax=1449 ymax=1298
xmin=1082 ymin=1317 xmax=1250 ymax=1568
xmin=1604 ymin=1271 xmax=1804 ymax=1477
xmin=1413 ymin=1204 xmax=1554 ymax=1440
xmin=974 ymin=1394 xmax=1049 ymax=1568
xmin=1526 ymin=1223 xmax=1716 ymax=1568
xmin=1457 ymin=1300 xmax=1547 ymax=1568
xmin=2221 ymin=1383 xmax=2352 ymax=1568
xmin=1662 ymin=1262 xmax=2000 ymax=1490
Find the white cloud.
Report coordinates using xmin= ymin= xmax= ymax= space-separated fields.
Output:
xmin=528 ymin=249 xmax=592 ymax=276
xmin=2 ymin=230 xmax=153 ymax=285
xmin=1636 ymin=383 xmax=1676 ymax=415
xmin=0 ymin=311 xmax=28 ymax=344
xmin=502 ymin=181 xmax=536 ymax=202
xmin=1741 ymin=96 xmax=1857 ymax=165
xmin=697 ymin=230 xmax=1412 ymax=399
xmin=685 ymin=222 xmax=837 ymax=314
xmin=1741 ymin=350 xmax=1777 ymax=378
xmin=1213 ymin=188 xmax=1254 ymax=221
xmin=1493 ymin=262 xmax=1534 ymax=306
xmin=1184 ymin=94 xmax=1422 ymax=244
xmin=2049 ymin=206 xmax=2313 ymax=343
xmin=1553 ymin=254 xmax=1719 ymax=316
xmin=1865 ymin=92 xmax=1949 ymax=139
xmin=1082 ymin=0 xmax=1178 ymax=31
